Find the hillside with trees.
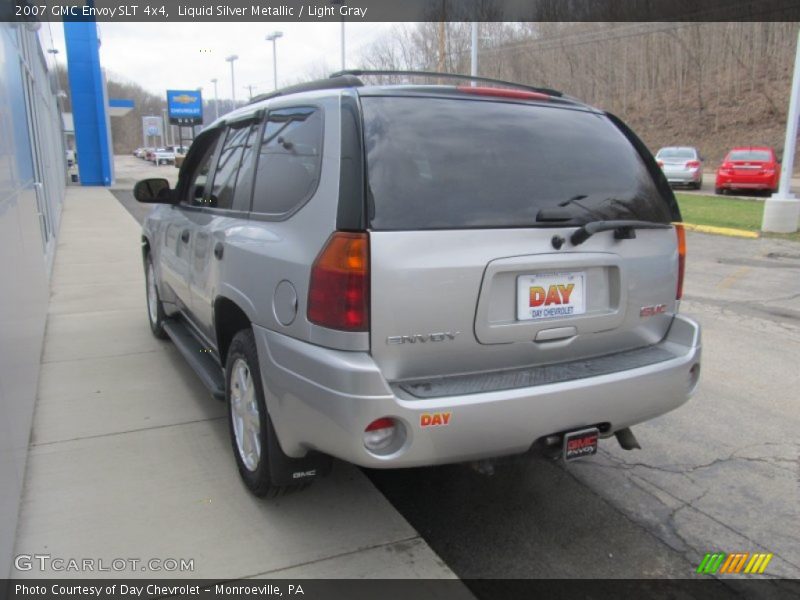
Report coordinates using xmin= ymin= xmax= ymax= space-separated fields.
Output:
xmin=357 ymin=22 xmax=798 ymax=168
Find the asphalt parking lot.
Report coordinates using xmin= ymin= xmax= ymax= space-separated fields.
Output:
xmin=111 ymin=155 xmax=799 ymax=590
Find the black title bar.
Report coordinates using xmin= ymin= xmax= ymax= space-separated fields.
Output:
xmin=4 ymin=0 xmax=800 ymax=23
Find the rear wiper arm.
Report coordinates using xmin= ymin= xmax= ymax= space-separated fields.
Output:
xmin=571 ymin=220 xmax=671 ymax=246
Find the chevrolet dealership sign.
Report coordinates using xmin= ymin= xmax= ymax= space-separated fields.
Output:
xmin=167 ymin=89 xmax=203 ymax=126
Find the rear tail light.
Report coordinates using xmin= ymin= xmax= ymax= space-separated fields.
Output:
xmin=456 ymin=85 xmax=551 ymax=101
xmin=307 ymin=232 xmax=369 ymax=331
xmin=675 ymin=224 xmax=686 ymax=300
xmin=656 ymin=160 xmax=664 ymax=168
xmin=686 ymin=160 xmax=701 ymax=169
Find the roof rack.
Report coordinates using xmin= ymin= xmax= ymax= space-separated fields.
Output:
xmin=328 ymin=69 xmax=563 ymax=98
xmin=248 ymin=74 xmax=363 ymax=105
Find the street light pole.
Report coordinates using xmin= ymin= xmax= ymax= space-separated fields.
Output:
xmin=210 ymin=78 xmax=219 ymax=120
xmin=225 ymin=54 xmax=239 ymax=105
xmin=329 ymin=0 xmax=345 ymax=70
xmin=762 ymin=29 xmax=800 ymax=233
xmin=266 ymin=31 xmax=283 ymax=90
xmin=470 ymin=22 xmax=478 ymax=85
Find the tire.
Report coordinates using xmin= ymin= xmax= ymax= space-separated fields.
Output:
xmin=715 ymin=187 xmax=725 ymax=195
xmin=694 ymin=180 xmax=703 ymax=190
xmin=226 ymin=329 xmax=305 ymax=497
xmin=145 ymin=256 xmax=168 ymax=339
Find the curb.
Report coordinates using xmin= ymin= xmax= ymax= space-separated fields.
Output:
xmin=680 ymin=223 xmax=760 ymax=239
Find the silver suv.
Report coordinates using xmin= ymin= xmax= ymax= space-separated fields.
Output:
xmin=134 ymin=71 xmax=701 ymax=497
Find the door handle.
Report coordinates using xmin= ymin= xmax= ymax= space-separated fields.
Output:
xmin=180 ymin=229 xmax=190 ymax=243
xmin=213 ymin=242 xmax=224 ymax=260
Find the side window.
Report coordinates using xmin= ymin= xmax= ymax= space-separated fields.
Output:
xmin=207 ymin=125 xmax=250 ymax=209
xmin=231 ymin=125 xmax=259 ymax=212
xmin=251 ymin=107 xmax=323 ymax=216
xmin=184 ymin=132 xmax=222 ymax=205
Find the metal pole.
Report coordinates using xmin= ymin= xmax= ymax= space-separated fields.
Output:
xmin=341 ymin=19 xmax=346 ymax=70
xmin=161 ymin=109 xmax=169 ymax=146
xmin=272 ymin=39 xmax=278 ymax=90
xmin=230 ymin=61 xmax=236 ymax=104
xmin=470 ymin=22 xmax=478 ymax=85
xmin=226 ymin=55 xmax=238 ymax=106
xmin=211 ymin=78 xmax=219 ymax=120
xmin=762 ymin=29 xmax=800 ymax=233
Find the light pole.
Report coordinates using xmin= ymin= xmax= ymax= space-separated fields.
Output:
xmin=161 ymin=108 xmax=170 ymax=146
xmin=210 ymin=78 xmax=219 ymax=120
xmin=225 ymin=54 xmax=239 ymax=105
xmin=470 ymin=23 xmax=478 ymax=84
xmin=266 ymin=31 xmax=283 ymax=90
xmin=763 ymin=29 xmax=800 ymax=233
xmin=330 ymin=1 xmax=345 ymax=70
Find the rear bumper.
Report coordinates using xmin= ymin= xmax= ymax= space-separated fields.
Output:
xmin=716 ymin=173 xmax=777 ymax=189
xmin=664 ymin=168 xmax=701 ymax=184
xmin=253 ymin=315 xmax=701 ymax=468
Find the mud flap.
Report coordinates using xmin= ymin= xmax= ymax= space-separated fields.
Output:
xmin=266 ymin=419 xmax=332 ymax=486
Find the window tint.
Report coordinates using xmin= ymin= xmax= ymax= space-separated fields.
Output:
xmin=251 ymin=107 xmax=323 ymax=215
xmin=361 ymin=97 xmax=671 ymax=230
xmin=728 ymin=150 xmax=772 ymax=162
xmin=207 ymin=126 xmax=250 ymax=209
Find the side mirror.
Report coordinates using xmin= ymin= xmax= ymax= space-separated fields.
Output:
xmin=133 ymin=178 xmax=175 ymax=203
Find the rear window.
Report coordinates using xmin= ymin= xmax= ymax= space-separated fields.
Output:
xmin=361 ymin=97 xmax=672 ymax=230
xmin=728 ymin=150 xmax=772 ymax=162
xmin=658 ymin=148 xmax=695 ymax=159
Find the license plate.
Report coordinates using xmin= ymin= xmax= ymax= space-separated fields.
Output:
xmin=563 ymin=427 xmax=599 ymax=462
xmin=516 ymin=271 xmax=586 ymax=321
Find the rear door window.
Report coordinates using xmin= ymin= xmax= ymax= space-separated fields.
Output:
xmin=361 ymin=96 xmax=672 ymax=230
xmin=251 ymin=107 xmax=323 ymax=216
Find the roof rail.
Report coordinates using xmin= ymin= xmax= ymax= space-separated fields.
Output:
xmin=248 ymin=74 xmax=363 ymax=105
xmin=328 ymin=69 xmax=563 ymax=98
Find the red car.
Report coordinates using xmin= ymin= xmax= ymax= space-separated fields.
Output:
xmin=715 ymin=146 xmax=780 ymax=195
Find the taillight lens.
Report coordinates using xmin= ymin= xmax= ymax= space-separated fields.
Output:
xmin=308 ymin=232 xmax=369 ymax=331
xmin=686 ymin=160 xmax=700 ymax=169
xmin=675 ymin=224 xmax=686 ymax=300
xmin=657 ymin=160 xmax=664 ymax=168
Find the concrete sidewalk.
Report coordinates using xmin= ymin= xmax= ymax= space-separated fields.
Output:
xmin=12 ymin=186 xmax=456 ymax=580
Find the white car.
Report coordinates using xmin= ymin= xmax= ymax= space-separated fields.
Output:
xmin=152 ymin=147 xmax=175 ymax=166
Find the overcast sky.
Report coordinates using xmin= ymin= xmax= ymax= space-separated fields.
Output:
xmin=41 ymin=22 xmax=393 ymax=100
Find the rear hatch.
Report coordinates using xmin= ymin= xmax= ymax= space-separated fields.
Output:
xmin=361 ymin=94 xmax=680 ymax=382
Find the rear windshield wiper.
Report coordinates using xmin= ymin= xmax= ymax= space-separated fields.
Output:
xmin=571 ymin=220 xmax=671 ymax=246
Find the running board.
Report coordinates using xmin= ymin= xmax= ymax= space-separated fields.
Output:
xmin=162 ymin=319 xmax=226 ymax=400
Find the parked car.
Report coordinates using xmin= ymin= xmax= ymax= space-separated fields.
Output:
xmin=144 ymin=148 xmax=156 ymax=161
xmin=152 ymin=147 xmax=175 ymax=165
xmin=65 ymin=149 xmax=75 ymax=167
xmin=715 ymin=146 xmax=780 ymax=195
xmin=133 ymin=72 xmax=701 ymax=497
xmin=655 ymin=146 xmax=703 ymax=189
xmin=133 ymin=147 xmax=146 ymax=158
